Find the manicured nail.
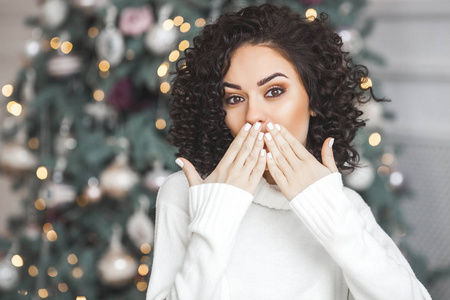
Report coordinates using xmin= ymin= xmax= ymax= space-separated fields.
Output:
xmin=258 ymin=132 xmax=264 ymax=140
xmin=275 ymin=124 xmax=281 ymax=131
xmin=244 ymin=123 xmax=252 ymax=131
xmin=265 ymin=132 xmax=272 ymax=141
xmin=267 ymin=152 xmax=273 ymax=159
xmin=267 ymin=122 xmax=274 ymax=130
xmin=175 ymin=158 xmax=184 ymax=168
xmin=260 ymin=149 xmax=266 ymax=157
xmin=329 ymin=138 xmax=334 ymax=148
xmin=254 ymin=122 xmax=261 ymax=130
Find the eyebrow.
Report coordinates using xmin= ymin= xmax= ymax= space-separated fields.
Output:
xmin=223 ymin=72 xmax=288 ymax=90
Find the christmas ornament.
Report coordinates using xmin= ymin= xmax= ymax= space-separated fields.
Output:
xmin=47 ymin=54 xmax=82 ymax=77
xmin=0 ymin=243 xmax=20 ymax=291
xmin=39 ymin=180 xmax=77 ymax=208
xmin=144 ymin=160 xmax=171 ymax=192
xmin=338 ymin=28 xmax=364 ymax=56
xmin=54 ymin=118 xmax=76 ymax=157
xmin=0 ymin=126 xmax=37 ymax=173
xmin=84 ymin=100 xmax=117 ymax=124
xmin=83 ymin=177 xmax=103 ymax=203
xmin=72 ymin=0 xmax=108 ymax=12
xmin=343 ymin=158 xmax=375 ymax=191
xmin=127 ymin=195 xmax=154 ymax=248
xmin=390 ymin=171 xmax=405 ymax=190
xmin=41 ymin=0 xmax=69 ymax=29
xmin=96 ymin=5 xmax=125 ymax=67
xmin=99 ymin=152 xmax=139 ymax=199
xmin=145 ymin=4 xmax=178 ymax=56
xmin=119 ymin=5 xmax=153 ymax=36
xmin=98 ymin=224 xmax=138 ymax=287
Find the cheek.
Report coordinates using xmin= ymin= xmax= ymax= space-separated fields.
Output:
xmin=224 ymin=112 xmax=242 ymax=138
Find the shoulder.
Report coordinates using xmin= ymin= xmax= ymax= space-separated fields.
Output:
xmin=342 ymin=186 xmax=371 ymax=215
xmin=156 ymin=170 xmax=190 ymax=212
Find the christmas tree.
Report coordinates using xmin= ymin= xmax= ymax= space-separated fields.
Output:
xmin=0 ymin=0 xmax=437 ymax=298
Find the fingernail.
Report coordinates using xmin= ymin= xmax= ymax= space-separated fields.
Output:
xmin=267 ymin=122 xmax=274 ymax=130
xmin=267 ymin=152 xmax=273 ymax=159
xmin=260 ymin=149 xmax=266 ymax=157
xmin=265 ymin=132 xmax=272 ymax=141
xmin=175 ymin=158 xmax=184 ymax=168
xmin=329 ymin=138 xmax=334 ymax=148
xmin=254 ymin=122 xmax=261 ymax=130
xmin=258 ymin=132 xmax=264 ymax=140
xmin=244 ymin=123 xmax=252 ymax=131
xmin=275 ymin=124 xmax=281 ymax=131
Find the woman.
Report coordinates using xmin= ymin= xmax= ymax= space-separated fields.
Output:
xmin=146 ymin=4 xmax=431 ymax=300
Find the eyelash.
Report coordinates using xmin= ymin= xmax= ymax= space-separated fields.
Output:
xmin=224 ymin=86 xmax=286 ymax=106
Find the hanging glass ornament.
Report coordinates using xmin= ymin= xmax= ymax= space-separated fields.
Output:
xmin=41 ymin=0 xmax=69 ymax=29
xmin=144 ymin=160 xmax=171 ymax=193
xmin=343 ymin=157 xmax=375 ymax=191
xmin=145 ymin=4 xmax=178 ymax=56
xmin=338 ymin=28 xmax=364 ymax=56
xmin=96 ymin=5 xmax=125 ymax=67
xmin=38 ymin=179 xmax=77 ymax=209
xmin=47 ymin=53 xmax=82 ymax=77
xmin=54 ymin=118 xmax=77 ymax=157
xmin=126 ymin=195 xmax=154 ymax=248
xmin=83 ymin=177 xmax=103 ymax=203
xmin=0 ymin=126 xmax=37 ymax=173
xmin=98 ymin=224 xmax=138 ymax=287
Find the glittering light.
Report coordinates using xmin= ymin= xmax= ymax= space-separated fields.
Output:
xmin=88 ymin=27 xmax=99 ymax=38
xmin=28 ymin=265 xmax=39 ymax=277
xmin=136 ymin=281 xmax=147 ymax=292
xmin=76 ymin=297 xmax=87 ymax=300
xmin=138 ymin=264 xmax=149 ymax=276
xmin=195 ymin=18 xmax=206 ymax=27
xmin=160 ymin=82 xmax=170 ymax=94
xmin=157 ymin=62 xmax=169 ymax=77
xmin=98 ymin=60 xmax=110 ymax=72
xmin=43 ymin=223 xmax=53 ymax=233
xmin=382 ymin=153 xmax=394 ymax=165
xmin=72 ymin=267 xmax=83 ymax=278
xmin=68 ymin=253 xmax=78 ymax=265
xmin=368 ymin=132 xmax=381 ymax=147
xmin=180 ymin=22 xmax=191 ymax=33
xmin=155 ymin=118 xmax=167 ymax=130
xmin=93 ymin=89 xmax=105 ymax=101
xmin=377 ymin=166 xmax=390 ymax=176
xmin=360 ymin=77 xmax=372 ymax=89
xmin=50 ymin=37 xmax=61 ymax=49
xmin=36 ymin=166 xmax=48 ymax=180
xmin=47 ymin=267 xmax=58 ymax=277
xmin=7 ymin=101 xmax=22 ymax=116
xmin=11 ymin=255 xmax=24 ymax=267
xmin=58 ymin=283 xmax=68 ymax=293
xmin=140 ymin=243 xmax=151 ymax=254
xmin=163 ymin=19 xmax=174 ymax=31
xmin=174 ymin=16 xmax=184 ymax=26
xmin=38 ymin=289 xmax=49 ymax=298
xmin=60 ymin=41 xmax=73 ymax=54
xmin=306 ymin=8 xmax=317 ymax=21
xmin=47 ymin=230 xmax=58 ymax=242
xmin=390 ymin=171 xmax=404 ymax=187
xmin=28 ymin=137 xmax=40 ymax=149
xmin=178 ymin=40 xmax=189 ymax=51
xmin=35 ymin=198 xmax=46 ymax=210
xmin=169 ymin=50 xmax=180 ymax=62
xmin=2 ymin=84 xmax=13 ymax=97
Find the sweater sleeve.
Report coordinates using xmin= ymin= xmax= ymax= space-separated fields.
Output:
xmin=289 ymin=172 xmax=432 ymax=300
xmin=147 ymin=173 xmax=253 ymax=300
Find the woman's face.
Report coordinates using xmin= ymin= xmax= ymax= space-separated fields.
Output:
xmin=222 ymin=44 xmax=311 ymax=148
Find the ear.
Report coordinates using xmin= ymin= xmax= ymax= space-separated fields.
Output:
xmin=309 ymin=109 xmax=316 ymax=117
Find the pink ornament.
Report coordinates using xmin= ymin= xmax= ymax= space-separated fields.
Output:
xmin=119 ymin=5 xmax=153 ymax=36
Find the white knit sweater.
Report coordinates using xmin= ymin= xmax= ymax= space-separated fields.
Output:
xmin=146 ymin=171 xmax=431 ymax=300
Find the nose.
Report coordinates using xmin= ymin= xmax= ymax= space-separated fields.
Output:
xmin=245 ymin=96 xmax=268 ymax=130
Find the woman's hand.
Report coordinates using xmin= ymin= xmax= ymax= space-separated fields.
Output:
xmin=264 ymin=122 xmax=338 ymax=201
xmin=176 ymin=122 xmax=267 ymax=195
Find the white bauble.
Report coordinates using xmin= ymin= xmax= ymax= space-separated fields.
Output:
xmin=127 ymin=196 xmax=154 ymax=248
xmin=145 ymin=24 xmax=178 ymax=56
xmin=0 ymin=256 xmax=20 ymax=291
xmin=72 ymin=0 xmax=108 ymax=11
xmin=39 ymin=180 xmax=77 ymax=208
xmin=99 ymin=154 xmax=140 ymax=199
xmin=42 ymin=0 xmax=69 ymax=29
xmin=344 ymin=158 xmax=375 ymax=191
xmin=47 ymin=54 xmax=82 ymax=77
xmin=83 ymin=177 xmax=103 ymax=203
xmin=96 ymin=27 xmax=125 ymax=67
xmin=0 ymin=142 xmax=37 ymax=172
xmin=338 ymin=28 xmax=364 ymax=56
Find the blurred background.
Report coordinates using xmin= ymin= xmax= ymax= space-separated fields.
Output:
xmin=0 ymin=0 xmax=449 ymax=299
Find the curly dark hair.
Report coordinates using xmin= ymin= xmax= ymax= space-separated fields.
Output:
xmin=169 ymin=4 xmax=385 ymax=178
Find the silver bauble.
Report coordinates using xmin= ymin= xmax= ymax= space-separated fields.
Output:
xmin=145 ymin=24 xmax=178 ymax=56
xmin=39 ymin=180 xmax=77 ymax=208
xmin=344 ymin=158 xmax=375 ymax=191
xmin=24 ymin=39 xmax=41 ymax=58
xmin=42 ymin=0 xmax=69 ymax=29
xmin=98 ymin=225 xmax=138 ymax=287
xmin=0 ymin=256 xmax=20 ymax=291
xmin=83 ymin=177 xmax=103 ymax=203
xmin=338 ymin=28 xmax=364 ymax=56
xmin=54 ymin=134 xmax=77 ymax=157
xmin=47 ymin=54 xmax=82 ymax=77
xmin=127 ymin=196 xmax=154 ymax=248
xmin=96 ymin=27 xmax=125 ymax=67
xmin=99 ymin=154 xmax=139 ymax=199
xmin=0 ymin=142 xmax=37 ymax=172
xmin=144 ymin=161 xmax=171 ymax=192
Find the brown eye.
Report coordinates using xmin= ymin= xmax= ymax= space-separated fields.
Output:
xmin=225 ymin=95 xmax=244 ymax=105
xmin=266 ymin=87 xmax=284 ymax=98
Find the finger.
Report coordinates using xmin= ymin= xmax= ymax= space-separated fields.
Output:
xmin=266 ymin=151 xmax=288 ymax=188
xmin=321 ymin=138 xmax=338 ymax=173
xmin=217 ymin=122 xmax=252 ymax=169
xmin=175 ymin=158 xmax=203 ymax=186
xmin=265 ymin=122 xmax=300 ymax=168
xmin=233 ymin=122 xmax=262 ymax=168
xmin=249 ymin=148 xmax=267 ymax=184
xmin=264 ymin=131 xmax=294 ymax=177
xmin=276 ymin=124 xmax=313 ymax=160
xmin=242 ymin=129 xmax=264 ymax=173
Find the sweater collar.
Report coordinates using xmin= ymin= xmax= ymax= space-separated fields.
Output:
xmin=252 ymin=176 xmax=292 ymax=210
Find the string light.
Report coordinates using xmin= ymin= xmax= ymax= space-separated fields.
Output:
xmin=160 ymin=82 xmax=170 ymax=94
xmin=155 ymin=118 xmax=167 ymax=130
xmin=67 ymin=253 xmax=78 ymax=265
xmin=47 ymin=267 xmax=58 ymax=277
xmin=377 ymin=166 xmax=390 ymax=177
xmin=138 ymin=264 xmax=149 ymax=276
xmin=195 ymin=18 xmax=206 ymax=27
xmin=47 ymin=230 xmax=58 ymax=242
xmin=11 ymin=255 xmax=23 ymax=267
xmin=382 ymin=153 xmax=394 ymax=165
xmin=98 ymin=60 xmax=110 ymax=72
xmin=178 ymin=40 xmax=189 ymax=51
xmin=17 ymin=289 xmax=28 ymax=295
xmin=157 ymin=62 xmax=169 ymax=77
xmin=360 ymin=77 xmax=372 ymax=89
xmin=174 ymin=16 xmax=184 ymax=26
xmin=28 ymin=265 xmax=39 ymax=277
xmin=76 ymin=297 xmax=87 ymax=300
xmin=88 ymin=27 xmax=99 ymax=38
xmin=72 ymin=267 xmax=84 ymax=278
xmin=163 ymin=19 xmax=174 ymax=31
xmin=28 ymin=137 xmax=40 ymax=149
xmin=305 ymin=9 xmax=317 ymax=21
xmin=2 ymin=84 xmax=13 ymax=97
xmin=50 ymin=37 xmax=61 ymax=49
xmin=368 ymin=132 xmax=381 ymax=146
xmin=7 ymin=101 xmax=22 ymax=116
xmin=43 ymin=223 xmax=53 ymax=233
xmin=169 ymin=50 xmax=179 ymax=62
xmin=38 ymin=289 xmax=49 ymax=298
xmin=140 ymin=243 xmax=151 ymax=254
xmin=35 ymin=198 xmax=46 ymax=210
xmin=136 ymin=281 xmax=147 ymax=292
xmin=60 ymin=41 xmax=73 ymax=54
xmin=58 ymin=283 xmax=68 ymax=293
xmin=180 ymin=22 xmax=191 ymax=33
xmin=36 ymin=166 xmax=48 ymax=180
xmin=93 ymin=89 xmax=105 ymax=101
